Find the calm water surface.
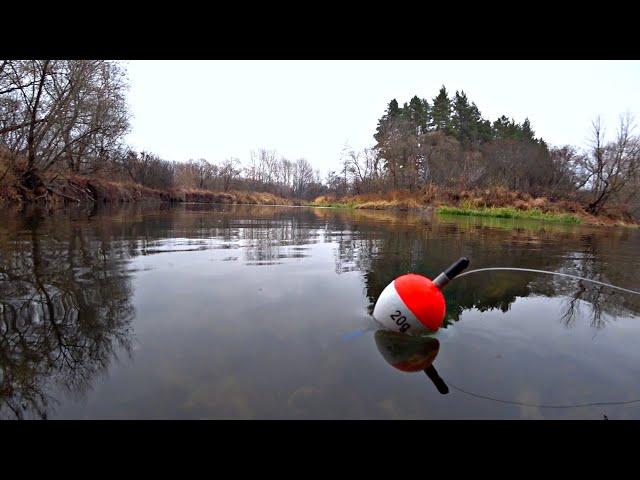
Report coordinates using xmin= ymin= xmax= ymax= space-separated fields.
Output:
xmin=1 ymin=204 xmax=639 ymax=419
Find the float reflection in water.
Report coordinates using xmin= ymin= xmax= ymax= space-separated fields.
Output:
xmin=374 ymin=330 xmax=449 ymax=395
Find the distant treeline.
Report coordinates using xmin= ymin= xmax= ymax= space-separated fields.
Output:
xmin=0 ymin=60 xmax=326 ymax=201
xmin=119 ymin=150 xmax=327 ymax=200
xmin=1 ymin=61 xmax=639 ymax=217
xmin=327 ymin=86 xmax=640 ymax=216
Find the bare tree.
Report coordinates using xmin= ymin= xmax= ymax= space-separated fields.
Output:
xmin=257 ymin=148 xmax=278 ymax=185
xmin=292 ymin=158 xmax=314 ymax=198
xmin=279 ymin=157 xmax=294 ymax=192
xmin=219 ymin=157 xmax=241 ymax=192
xmin=120 ymin=150 xmax=174 ymax=189
xmin=420 ymin=130 xmax=462 ymax=187
xmin=342 ymin=147 xmax=379 ymax=194
xmin=194 ymin=159 xmax=214 ymax=189
xmin=574 ymin=115 xmax=640 ymax=214
xmin=548 ymin=145 xmax=585 ymax=196
xmin=0 ymin=60 xmax=129 ymax=186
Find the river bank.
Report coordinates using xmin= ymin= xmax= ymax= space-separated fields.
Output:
xmin=0 ymin=173 xmax=296 ymax=207
xmin=1 ymin=172 xmax=637 ymax=227
xmin=310 ymin=189 xmax=639 ymax=227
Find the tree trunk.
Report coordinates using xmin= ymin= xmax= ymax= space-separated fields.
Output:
xmin=26 ymin=61 xmax=49 ymax=170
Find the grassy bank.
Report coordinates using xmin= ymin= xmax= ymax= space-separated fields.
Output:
xmin=311 ymin=188 xmax=638 ymax=227
xmin=312 ymin=198 xmax=581 ymax=224
xmin=437 ymin=205 xmax=581 ymax=223
xmin=311 ymin=195 xmax=422 ymax=211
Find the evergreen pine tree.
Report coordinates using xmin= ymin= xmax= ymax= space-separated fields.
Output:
xmin=373 ymin=99 xmax=411 ymax=189
xmin=400 ymin=102 xmax=409 ymax=120
xmin=492 ymin=116 xmax=540 ymax=143
xmin=451 ymin=91 xmax=492 ymax=147
xmin=421 ymin=98 xmax=431 ymax=131
xmin=407 ymin=95 xmax=429 ymax=135
xmin=521 ymin=118 xmax=535 ymax=142
xmin=374 ymin=99 xmax=401 ymax=148
xmin=492 ymin=115 xmax=518 ymax=140
xmin=430 ymin=86 xmax=452 ymax=133
xmin=451 ymin=90 xmax=471 ymax=144
xmin=388 ymin=99 xmax=400 ymax=116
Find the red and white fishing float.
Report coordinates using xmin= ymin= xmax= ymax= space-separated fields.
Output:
xmin=372 ymin=257 xmax=469 ymax=335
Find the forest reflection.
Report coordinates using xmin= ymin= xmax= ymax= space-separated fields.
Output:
xmin=1 ymin=204 xmax=638 ymax=418
xmin=320 ymin=208 xmax=640 ymax=328
xmin=0 ymin=212 xmax=135 ymax=419
xmin=0 ymin=205 xmax=328 ymax=418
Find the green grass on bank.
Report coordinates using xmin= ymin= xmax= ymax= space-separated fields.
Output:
xmin=307 ymin=202 xmax=357 ymax=209
xmin=309 ymin=197 xmax=582 ymax=224
xmin=437 ymin=205 xmax=581 ymax=224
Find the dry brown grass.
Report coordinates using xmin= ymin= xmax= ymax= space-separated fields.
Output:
xmin=79 ymin=179 xmax=293 ymax=206
xmin=312 ymin=186 xmax=638 ymax=226
xmin=312 ymin=189 xmax=426 ymax=210
xmin=1 ymin=157 xmax=294 ymax=207
xmin=354 ymin=198 xmax=423 ymax=211
xmin=166 ymin=188 xmax=292 ymax=205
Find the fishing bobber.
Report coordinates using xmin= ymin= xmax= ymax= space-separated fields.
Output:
xmin=372 ymin=257 xmax=469 ymax=335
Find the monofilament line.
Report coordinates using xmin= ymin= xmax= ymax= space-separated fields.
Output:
xmin=456 ymin=267 xmax=640 ymax=296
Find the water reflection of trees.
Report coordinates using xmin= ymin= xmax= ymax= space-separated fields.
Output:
xmin=232 ymin=211 xmax=321 ymax=265
xmin=324 ymin=209 xmax=640 ymax=328
xmin=526 ymin=229 xmax=640 ymax=328
xmin=0 ymin=213 xmax=134 ymax=419
xmin=94 ymin=204 xmax=323 ymax=266
xmin=0 ymin=205 xmax=329 ymax=418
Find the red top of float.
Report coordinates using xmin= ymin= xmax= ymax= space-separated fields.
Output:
xmin=394 ymin=274 xmax=446 ymax=332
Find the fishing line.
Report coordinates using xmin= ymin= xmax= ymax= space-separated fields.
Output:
xmin=446 ymin=267 xmax=640 ymax=409
xmin=447 ymin=381 xmax=640 ymax=409
xmin=456 ymin=267 xmax=640 ymax=296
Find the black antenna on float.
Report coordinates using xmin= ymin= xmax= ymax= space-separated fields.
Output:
xmin=433 ymin=257 xmax=470 ymax=290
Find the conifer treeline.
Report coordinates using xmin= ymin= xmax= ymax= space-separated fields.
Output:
xmin=343 ymin=86 xmax=556 ymax=194
xmin=328 ymin=85 xmax=639 ymax=217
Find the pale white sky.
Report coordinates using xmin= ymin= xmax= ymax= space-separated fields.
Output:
xmin=125 ymin=60 xmax=640 ymax=176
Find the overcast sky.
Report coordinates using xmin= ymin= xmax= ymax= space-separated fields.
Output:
xmin=125 ymin=60 xmax=640 ymax=176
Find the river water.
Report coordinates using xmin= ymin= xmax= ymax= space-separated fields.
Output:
xmin=1 ymin=204 xmax=639 ymax=419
